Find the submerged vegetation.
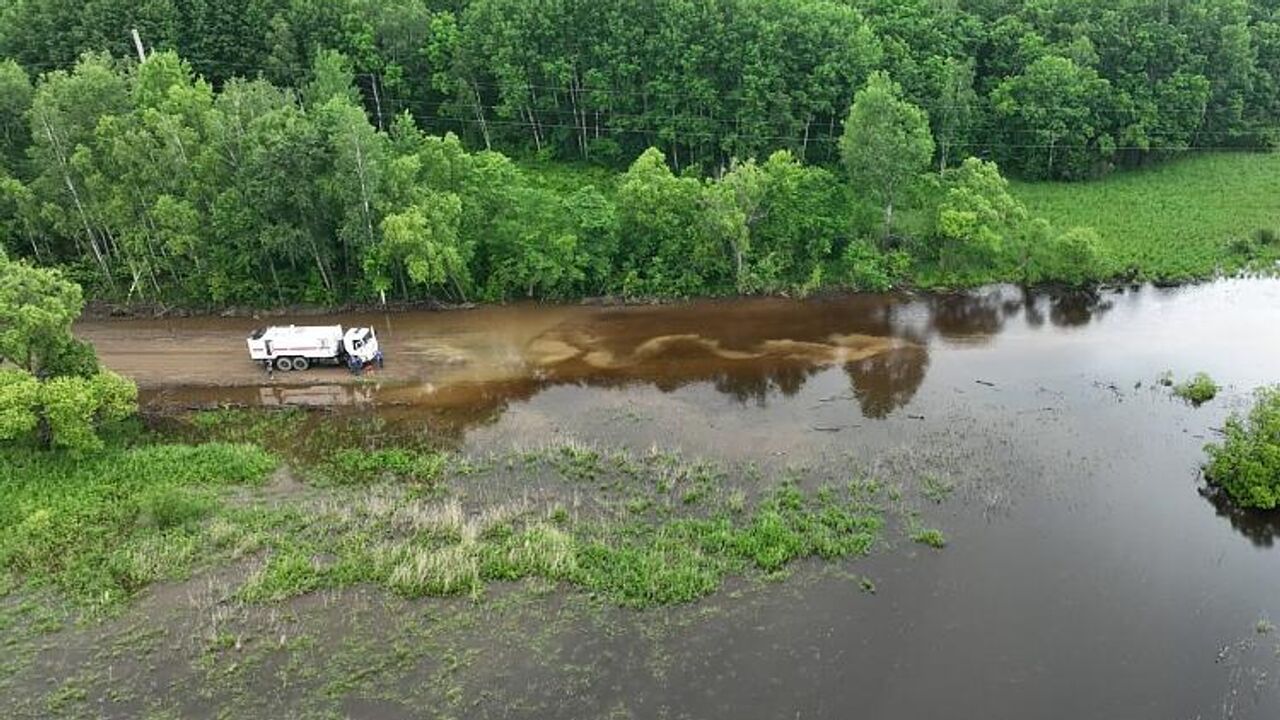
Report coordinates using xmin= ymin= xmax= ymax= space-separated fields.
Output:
xmin=1205 ymin=386 xmax=1280 ymax=510
xmin=0 ymin=407 xmax=955 ymax=619
xmin=1174 ymin=372 xmax=1220 ymax=406
xmin=1158 ymin=370 xmax=1222 ymax=406
xmin=909 ymin=528 xmax=948 ymax=549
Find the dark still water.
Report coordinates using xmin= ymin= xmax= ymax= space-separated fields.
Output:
xmin=87 ymin=279 xmax=1280 ymax=718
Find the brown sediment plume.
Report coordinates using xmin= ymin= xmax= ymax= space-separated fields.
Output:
xmin=550 ymin=330 xmax=910 ymax=374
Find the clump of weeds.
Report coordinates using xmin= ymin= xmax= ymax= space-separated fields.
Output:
xmin=909 ymin=528 xmax=948 ymax=549
xmin=1172 ymin=372 xmax=1219 ymax=406
xmin=919 ymin=473 xmax=955 ymax=504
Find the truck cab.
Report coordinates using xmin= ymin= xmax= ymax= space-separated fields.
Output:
xmin=342 ymin=327 xmax=381 ymax=365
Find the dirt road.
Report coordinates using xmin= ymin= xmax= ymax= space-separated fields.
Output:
xmin=76 ymin=296 xmax=917 ymax=408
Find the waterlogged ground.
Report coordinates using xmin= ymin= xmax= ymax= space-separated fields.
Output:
xmin=11 ymin=280 xmax=1280 ymax=718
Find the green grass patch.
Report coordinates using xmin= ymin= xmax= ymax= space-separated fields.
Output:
xmin=320 ymin=447 xmax=447 ymax=485
xmin=1012 ymin=152 xmax=1280 ymax=282
xmin=0 ymin=442 xmax=277 ymax=610
xmin=920 ymin=473 xmax=955 ymax=503
xmin=380 ymin=481 xmax=882 ymax=607
xmin=184 ymin=409 xmax=451 ymax=488
xmin=187 ymin=407 xmax=306 ymax=444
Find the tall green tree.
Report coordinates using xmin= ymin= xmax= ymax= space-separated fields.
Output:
xmin=0 ymin=59 xmax=32 ymax=172
xmin=0 ymin=173 xmax=41 ymax=261
xmin=839 ymin=71 xmax=933 ymax=240
xmin=931 ymin=57 xmax=977 ymax=172
xmin=26 ymin=53 xmax=130 ymax=290
xmin=562 ymin=185 xmax=618 ymax=295
xmin=485 ymin=185 xmax=588 ymax=300
xmin=318 ymin=94 xmax=387 ymax=290
xmin=372 ymin=191 xmax=467 ymax=301
xmin=745 ymin=150 xmax=849 ymax=294
xmin=991 ymin=55 xmax=1115 ymax=179
xmin=714 ymin=159 xmax=764 ymax=293
xmin=91 ymin=51 xmax=214 ymax=301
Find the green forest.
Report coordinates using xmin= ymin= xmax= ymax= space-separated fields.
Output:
xmin=2 ymin=0 xmax=1280 ymax=306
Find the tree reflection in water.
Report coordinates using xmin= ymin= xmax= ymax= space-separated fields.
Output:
xmin=844 ymin=346 xmax=930 ymax=419
xmin=1049 ymin=290 xmax=1115 ymax=327
xmin=710 ymin=362 xmax=825 ymax=405
xmin=1202 ymin=486 xmax=1280 ymax=548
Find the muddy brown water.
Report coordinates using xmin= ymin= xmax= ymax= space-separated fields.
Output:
xmin=72 ymin=280 xmax=1280 ymax=718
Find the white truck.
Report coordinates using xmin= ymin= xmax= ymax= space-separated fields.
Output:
xmin=246 ymin=325 xmax=383 ymax=373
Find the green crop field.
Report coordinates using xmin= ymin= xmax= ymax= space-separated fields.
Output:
xmin=1012 ymin=152 xmax=1280 ymax=281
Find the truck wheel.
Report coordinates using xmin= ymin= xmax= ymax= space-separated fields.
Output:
xmin=275 ymin=357 xmax=294 ymax=372
xmin=293 ymin=357 xmax=310 ymax=371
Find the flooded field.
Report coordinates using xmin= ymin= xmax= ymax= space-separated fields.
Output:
xmin=25 ymin=280 xmax=1280 ymax=718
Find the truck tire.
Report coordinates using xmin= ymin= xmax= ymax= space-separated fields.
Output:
xmin=275 ymin=357 xmax=294 ymax=372
xmin=293 ymin=357 xmax=310 ymax=371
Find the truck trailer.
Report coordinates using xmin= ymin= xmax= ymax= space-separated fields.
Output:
xmin=246 ymin=325 xmax=383 ymax=372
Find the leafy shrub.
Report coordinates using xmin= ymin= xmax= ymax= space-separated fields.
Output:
xmin=0 ymin=368 xmax=137 ymax=451
xmin=39 ymin=337 xmax=99 ymax=379
xmin=41 ymin=375 xmax=102 ymax=450
xmin=837 ymin=241 xmax=908 ymax=291
xmin=0 ymin=369 xmax=39 ymax=441
xmin=1028 ymin=226 xmax=1109 ymax=286
xmin=1173 ymin=372 xmax=1219 ymax=405
xmin=934 ymin=158 xmax=1028 ymax=272
xmin=1205 ymin=386 xmax=1280 ymax=509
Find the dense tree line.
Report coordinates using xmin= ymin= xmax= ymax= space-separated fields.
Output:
xmin=0 ymin=0 xmax=1272 ymax=305
xmin=0 ymin=50 xmax=1104 ymax=305
xmin=3 ymin=0 xmax=1279 ymax=178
